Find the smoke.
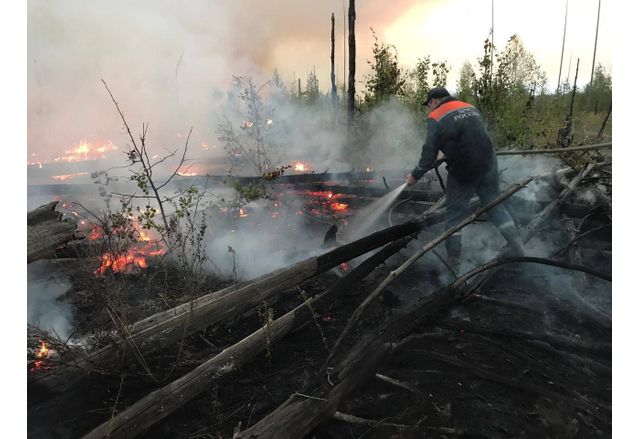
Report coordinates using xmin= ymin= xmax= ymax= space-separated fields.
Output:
xmin=27 ymin=261 xmax=74 ymax=339
xmin=27 ymin=0 xmax=419 ymax=168
xmin=205 ymin=196 xmax=322 ymax=280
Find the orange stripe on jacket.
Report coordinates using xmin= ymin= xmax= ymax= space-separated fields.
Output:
xmin=428 ymin=100 xmax=474 ymax=122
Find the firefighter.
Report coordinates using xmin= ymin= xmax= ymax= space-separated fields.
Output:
xmin=406 ymin=87 xmax=525 ymax=268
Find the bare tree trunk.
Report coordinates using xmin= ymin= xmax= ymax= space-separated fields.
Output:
xmin=589 ymin=0 xmax=601 ymax=87
xmin=347 ymin=0 xmax=356 ymax=126
xmin=569 ymin=58 xmax=580 ymax=119
xmin=557 ymin=0 xmax=568 ymax=93
xmin=330 ymin=13 xmax=337 ymax=108
xmin=597 ymin=102 xmax=612 ymax=139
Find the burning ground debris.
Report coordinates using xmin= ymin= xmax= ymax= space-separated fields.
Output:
xmin=27 ymin=152 xmax=611 ymax=438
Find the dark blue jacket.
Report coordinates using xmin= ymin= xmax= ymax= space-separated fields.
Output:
xmin=411 ymin=97 xmax=495 ymax=184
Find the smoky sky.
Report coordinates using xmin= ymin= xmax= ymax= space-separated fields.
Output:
xmin=27 ymin=0 xmax=423 ymax=162
xmin=27 ymin=0 xmax=609 ymax=165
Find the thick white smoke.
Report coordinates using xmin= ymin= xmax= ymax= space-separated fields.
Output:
xmin=27 ymin=261 xmax=73 ymax=339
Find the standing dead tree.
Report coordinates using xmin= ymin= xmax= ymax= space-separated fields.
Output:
xmin=597 ymin=102 xmax=612 ymax=139
xmin=556 ymin=59 xmax=579 ymax=147
xmin=556 ymin=0 xmax=568 ymax=93
xmin=330 ymin=12 xmax=338 ymax=108
xmin=347 ymin=0 xmax=356 ymax=125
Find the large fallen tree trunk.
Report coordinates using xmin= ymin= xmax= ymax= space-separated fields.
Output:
xmin=32 ymin=201 xmax=447 ymax=395
xmin=82 ymin=234 xmax=417 ymax=439
xmin=28 ymin=201 xmax=77 ymax=263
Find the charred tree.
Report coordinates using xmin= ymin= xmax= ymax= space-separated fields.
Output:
xmin=330 ymin=13 xmax=338 ymax=107
xmin=556 ymin=0 xmax=568 ymax=93
xmin=557 ymin=58 xmax=579 ymax=147
xmin=589 ymin=0 xmax=602 ymax=87
xmin=347 ymin=0 xmax=356 ymax=125
xmin=597 ymin=102 xmax=612 ymax=139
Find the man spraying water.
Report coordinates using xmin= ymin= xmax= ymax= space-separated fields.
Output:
xmin=406 ymin=87 xmax=525 ymax=269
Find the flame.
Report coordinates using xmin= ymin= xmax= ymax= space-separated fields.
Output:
xmin=51 ymin=172 xmax=89 ymax=181
xmin=53 ymin=140 xmax=118 ymax=163
xmin=36 ymin=341 xmax=49 ymax=359
xmin=339 ymin=262 xmax=351 ymax=272
xmin=32 ymin=341 xmax=50 ymax=371
xmin=177 ymin=171 xmax=199 ymax=177
xmin=241 ymin=120 xmax=254 ymax=129
xmin=239 ymin=208 xmax=248 ymax=218
xmin=87 ymin=224 xmax=104 ymax=240
xmin=97 ymin=252 xmax=148 ymax=274
xmin=293 ymin=161 xmax=311 ymax=172
xmin=94 ymin=221 xmax=166 ymax=274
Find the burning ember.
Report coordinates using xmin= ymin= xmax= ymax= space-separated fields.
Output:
xmin=339 ymin=262 xmax=351 ymax=272
xmin=293 ymin=161 xmax=312 ymax=172
xmin=51 ymin=172 xmax=89 ymax=181
xmin=86 ymin=224 xmax=104 ymax=240
xmin=53 ymin=140 xmax=118 ymax=163
xmin=294 ymin=190 xmax=354 ymax=219
xmin=330 ymin=202 xmax=349 ymax=211
xmin=31 ymin=341 xmax=51 ymax=371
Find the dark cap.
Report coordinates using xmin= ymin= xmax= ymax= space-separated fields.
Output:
xmin=422 ymin=87 xmax=450 ymax=106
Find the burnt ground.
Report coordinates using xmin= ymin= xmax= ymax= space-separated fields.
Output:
xmin=27 ymin=189 xmax=612 ymax=439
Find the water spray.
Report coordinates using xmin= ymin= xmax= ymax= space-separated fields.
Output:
xmin=346 ymin=182 xmax=408 ymax=240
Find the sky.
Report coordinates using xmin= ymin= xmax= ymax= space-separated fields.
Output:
xmin=25 ymin=0 xmax=612 ymax=163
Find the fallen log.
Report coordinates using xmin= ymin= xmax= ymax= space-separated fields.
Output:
xmin=28 ymin=201 xmax=78 ymax=263
xmin=82 ymin=235 xmax=416 ymax=439
xmin=32 ymin=202 xmax=447 ymax=395
xmin=496 ymin=142 xmax=611 ymax=156
xmin=54 ymin=238 xmax=106 ymax=259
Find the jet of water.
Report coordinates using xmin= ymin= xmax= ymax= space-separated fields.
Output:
xmin=346 ymin=182 xmax=408 ymax=241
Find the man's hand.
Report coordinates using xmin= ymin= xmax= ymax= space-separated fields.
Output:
xmin=405 ymin=173 xmax=417 ymax=186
